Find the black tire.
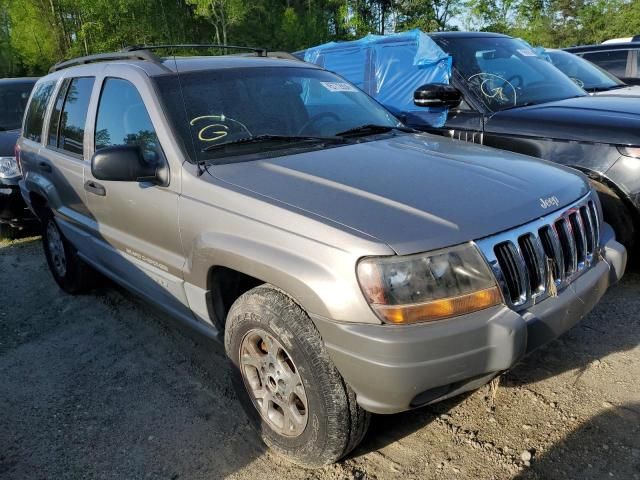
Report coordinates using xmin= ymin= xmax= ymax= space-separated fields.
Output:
xmin=225 ymin=285 xmax=370 ymax=467
xmin=41 ymin=212 xmax=97 ymax=294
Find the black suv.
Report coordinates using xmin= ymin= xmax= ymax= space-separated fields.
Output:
xmin=565 ymin=42 xmax=640 ymax=85
xmin=302 ymin=32 xmax=640 ymax=248
xmin=0 ymin=77 xmax=38 ymax=238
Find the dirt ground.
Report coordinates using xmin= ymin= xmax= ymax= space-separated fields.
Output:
xmin=1 ymin=236 xmax=638 ymax=480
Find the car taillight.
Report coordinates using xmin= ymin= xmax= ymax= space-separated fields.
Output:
xmin=14 ymin=144 xmax=22 ymax=176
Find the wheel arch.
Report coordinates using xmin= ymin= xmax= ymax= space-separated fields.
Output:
xmin=184 ymin=232 xmax=368 ymax=329
xmin=570 ymin=165 xmax=639 ymax=248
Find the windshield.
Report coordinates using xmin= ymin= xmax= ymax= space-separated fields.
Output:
xmin=0 ymin=81 xmax=35 ymax=131
xmin=155 ymin=66 xmax=400 ymax=162
xmin=433 ymin=36 xmax=586 ymax=112
xmin=546 ymin=50 xmax=625 ymax=91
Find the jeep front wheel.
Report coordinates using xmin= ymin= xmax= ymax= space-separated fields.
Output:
xmin=225 ymin=285 xmax=370 ymax=467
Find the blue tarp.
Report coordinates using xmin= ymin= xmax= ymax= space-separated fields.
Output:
xmin=303 ymin=29 xmax=452 ymax=127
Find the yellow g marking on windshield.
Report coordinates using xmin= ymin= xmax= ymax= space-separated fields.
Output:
xmin=190 ymin=114 xmax=251 ymax=143
xmin=199 ymin=123 xmax=229 ymax=142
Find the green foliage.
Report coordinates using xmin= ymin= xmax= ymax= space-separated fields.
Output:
xmin=472 ymin=0 xmax=640 ymax=48
xmin=0 ymin=0 xmax=635 ymax=77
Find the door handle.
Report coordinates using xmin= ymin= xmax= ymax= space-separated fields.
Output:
xmin=39 ymin=162 xmax=52 ymax=173
xmin=84 ymin=180 xmax=106 ymax=196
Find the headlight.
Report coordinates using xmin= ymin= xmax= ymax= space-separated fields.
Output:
xmin=357 ymin=243 xmax=502 ymax=324
xmin=0 ymin=156 xmax=19 ymax=179
xmin=617 ymin=146 xmax=640 ymax=159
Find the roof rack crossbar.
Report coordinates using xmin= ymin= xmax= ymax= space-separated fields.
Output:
xmin=49 ymin=50 xmax=161 ymax=73
xmin=123 ymin=44 xmax=268 ymax=56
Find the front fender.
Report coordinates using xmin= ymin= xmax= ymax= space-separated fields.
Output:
xmin=182 ymin=230 xmax=384 ymax=324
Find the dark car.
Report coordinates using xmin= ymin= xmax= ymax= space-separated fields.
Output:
xmin=543 ymin=48 xmax=640 ymax=95
xmin=413 ymin=33 xmax=640 ymax=248
xmin=565 ymin=42 xmax=640 ymax=86
xmin=305 ymin=32 xmax=640 ymax=251
xmin=0 ymin=77 xmax=38 ymax=238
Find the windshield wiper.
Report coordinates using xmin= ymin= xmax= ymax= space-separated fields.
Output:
xmin=587 ymin=85 xmax=620 ymax=92
xmin=335 ymin=124 xmax=414 ymax=138
xmin=202 ymin=134 xmax=343 ymax=152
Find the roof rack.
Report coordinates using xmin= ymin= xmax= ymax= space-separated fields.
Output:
xmin=49 ymin=50 xmax=161 ymax=73
xmin=49 ymin=43 xmax=271 ymax=73
xmin=123 ymin=44 xmax=268 ymax=56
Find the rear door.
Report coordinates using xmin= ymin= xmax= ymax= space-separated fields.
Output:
xmin=83 ymin=74 xmax=189 ymax=319
xmin=41 ymin=76 xmax=97 ymax=253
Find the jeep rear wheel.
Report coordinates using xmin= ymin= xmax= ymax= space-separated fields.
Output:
xmin=42 ymin=212 xmax=97 ymax=294
xmin=225 ymin=285 xmax=370 ymax=467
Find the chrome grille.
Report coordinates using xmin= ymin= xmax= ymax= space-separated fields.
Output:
xmin=476 ymin=193 xmax=600 ymax=310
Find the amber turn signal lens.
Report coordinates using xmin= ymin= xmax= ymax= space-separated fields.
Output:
xmin=373 ymin=286 xmax=503 ymax=324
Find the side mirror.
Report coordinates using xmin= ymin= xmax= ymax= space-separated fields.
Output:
xmin=91 ymin=145 xmax=168 ymax=186
xmin=414 ymin=84 xmax=462 ymax=109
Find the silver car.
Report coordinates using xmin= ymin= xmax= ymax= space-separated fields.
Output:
xmin=18 ymin=47 xmax=626 ymax=467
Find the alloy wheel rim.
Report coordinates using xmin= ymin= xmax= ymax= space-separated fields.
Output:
xmin=239 ymin=328 xmax=308 ymax=437
xmin=47 ymin=220 xmax=66 ymax=277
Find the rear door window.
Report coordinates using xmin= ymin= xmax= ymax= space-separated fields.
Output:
xmin=57 ymin=77 xmax=95 ymax=156
xmin=581 ymin=50 xmax=629 ymax=78
xmin=23 ymin=81 xmax=56 ymax=143
xmin=95 ymin=78 xmax=161 ymax=165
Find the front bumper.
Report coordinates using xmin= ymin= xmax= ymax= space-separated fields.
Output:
xmin=311 ymin=229 xmax=626 ymax=414
xmin=0 ymin=177 xmax=35 ymax=227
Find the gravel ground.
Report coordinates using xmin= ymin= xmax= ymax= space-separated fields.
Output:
xmin=1 ymin=236 xmax=639 ymax=480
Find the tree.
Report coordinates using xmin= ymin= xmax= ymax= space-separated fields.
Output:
xmin=396 ymin=0 xmax=463 ymax=32
xmin=186 ymin=0 xmax=248 ymax=45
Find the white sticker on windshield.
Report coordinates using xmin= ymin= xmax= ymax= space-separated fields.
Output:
xmin=320 ymin=82 xmax=358 ymax=92
xmin=518 ymin=48 xmax=537 ymax=57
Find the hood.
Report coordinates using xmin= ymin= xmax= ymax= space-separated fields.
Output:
xmin=487 ymin=96 xmax=640 ymax=145
xmin=0 ymin=129 xmax=19 ymax=157
xmin=209 ymin=134 xmax=589 ymax=255
xmin=594 ymin=85 xmax=640 ymax=97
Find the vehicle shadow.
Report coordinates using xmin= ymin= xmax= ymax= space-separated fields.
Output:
xmin=515 ymin=403 xmax=640 ymax=480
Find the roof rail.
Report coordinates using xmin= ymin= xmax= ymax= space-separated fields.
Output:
xmin=48 ymin=43 xmax=270 ymax=74
xmin=49 ymin=50 xmax=161 ymax=73
xmin=123 ymin=44 xmax=268 ymax=57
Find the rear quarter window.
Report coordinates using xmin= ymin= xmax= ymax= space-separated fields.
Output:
xmin=23 ymin=81 xmax=56 ymax=142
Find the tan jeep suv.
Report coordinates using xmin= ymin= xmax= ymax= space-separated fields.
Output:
xmin=18 ymin=46 xmax=626 ymax=466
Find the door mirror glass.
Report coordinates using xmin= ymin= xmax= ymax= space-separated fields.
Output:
xmin=91 ymin=145 xmax=166 ymax=185
xmin=413 ymin=84 xmax=462 ymax=109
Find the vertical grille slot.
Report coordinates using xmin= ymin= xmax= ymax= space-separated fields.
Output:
xmin=518 ymin=234 xmax=545 ymax=294
xmin=588 ymin=200 xmax=600 ymax=250
xmin=579 ymin=205 xmax=595 ymax=256
xmin=494 ymin=242 xmax=528 ymax=305
xmin=569 ymin=212 xmax=587 ymax=267
xmin=555 ymin=218 xmax=577 ymax=275
xmin=539 ymin=225 xmax=564 ymax=282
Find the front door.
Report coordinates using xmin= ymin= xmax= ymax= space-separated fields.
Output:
xmin=83 ymin=75 xmax=189 ymax=319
